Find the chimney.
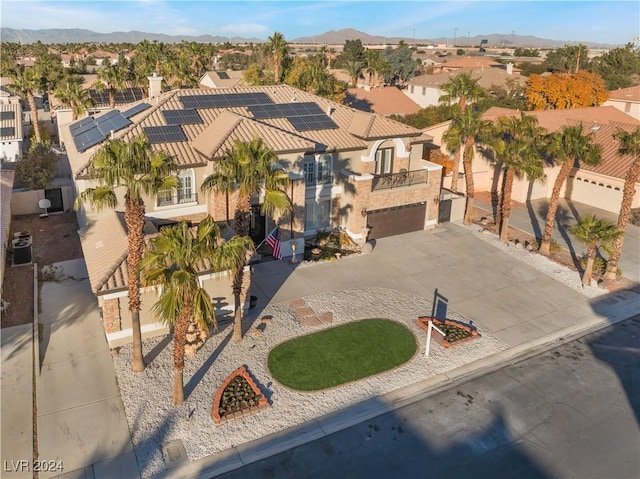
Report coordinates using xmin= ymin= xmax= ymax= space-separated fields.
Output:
xmin=506 ymin=62 xmax=513 ymax=75
xmin=148 ymin=72 xmax=163 ymax=100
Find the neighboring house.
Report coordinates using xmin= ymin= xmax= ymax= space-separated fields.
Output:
xmin=404 ymin=65 xmax=525 ymax=108
xmin=63 ymin=80 xmax=442 ymax=346
xmin=604 ymin=85 xmax=640 ymax=120
xmin=199 ymin=70 xmax=244 ymax=89
xmin=0 ymin=104 xmax=24 ymax=162
xmin=432 ymin=56 xmax=519 ymax=74
xmin=424 ymin=105 xmax=640 ymax=213
xmin=0 ymin=169 xmax=15 ymax=299
xmin=345 ymin=86 xmax=421 ymax=116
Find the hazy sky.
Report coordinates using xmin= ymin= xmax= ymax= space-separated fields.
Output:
xmin=2 ymin=1 xmax=638 ymax=45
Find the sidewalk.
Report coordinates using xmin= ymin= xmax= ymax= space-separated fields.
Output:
xmin=149 ymin=223 xmax=640 ymax=478
xmin=474 ymin=196 xmax=640 ymax=283
xmin=37 ymin=259 xmax=139 ymax=479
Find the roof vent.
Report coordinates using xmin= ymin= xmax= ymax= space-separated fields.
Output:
xmin=590 ymin=125 xmax=601 ymax=131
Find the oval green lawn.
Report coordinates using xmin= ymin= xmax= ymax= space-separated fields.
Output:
xmin=268 ymin=318 xmax=417 ymax=391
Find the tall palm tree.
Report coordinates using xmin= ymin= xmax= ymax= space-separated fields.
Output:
xmin=54 ymin=76 xmax=93 ymax=121
xmin=7 ymin=64 xmax=42 ymax=143
xmin=265 ymin=31 xmax=289 ymax=84
xmin=442 ymin=116 xmax=462 ymax=193
xmin=605 ymin=127 xmax=640 ymax=281
xmin=345 ymin=60 xmax=365 ymax=88
xmin=444 ymin=108 xmax=494 ymax=223
xmin=438 ymin=72 xmax=486 ymax=194
xmin=539 ymin=124 xmax=602 ymax=255
xmin=139 ymin=217 xmax=220 ymax=404
xmin=75 ymin=136 xmax=178 ymax=372
xmin=570 ymin=215 xmax=621 ymax=287
xmin=488 ymin=113 xmax=546 ymax=242
xmin=201 ymin=136 xmax=291 ymax=342
xmin=365 ymin=50 xmax=381 ymax=87
xmin=439 ymin=71 xmax=486 ymax=112
xmin=96 ymin=63 xmax=127 ymax=108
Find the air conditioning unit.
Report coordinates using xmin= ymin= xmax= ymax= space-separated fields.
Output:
xmin=12 ymin=235 xmax=32 ymax=266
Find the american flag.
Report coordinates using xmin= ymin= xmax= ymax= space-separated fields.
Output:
xmin=265 ymin=227 xmax=282 ymax=260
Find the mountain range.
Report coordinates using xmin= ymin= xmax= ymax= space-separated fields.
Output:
xmin=0 ymin=27 xmax=620 ymax=49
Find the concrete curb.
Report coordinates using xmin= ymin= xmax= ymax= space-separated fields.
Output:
xmin=150 ymin=303 xmax=638 ymax=479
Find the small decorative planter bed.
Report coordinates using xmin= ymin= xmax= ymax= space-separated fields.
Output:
xmin=417 ymin=317 xmax=480 ymax=348
xmin=212 ymin=366 xmax=269 ymax=425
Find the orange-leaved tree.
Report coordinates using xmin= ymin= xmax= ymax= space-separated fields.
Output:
xmin=525 ymin=71 xmax=609 ymax=110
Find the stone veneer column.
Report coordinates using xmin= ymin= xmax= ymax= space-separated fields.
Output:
xmin=101 ymin=298 xmax=122 ymax=334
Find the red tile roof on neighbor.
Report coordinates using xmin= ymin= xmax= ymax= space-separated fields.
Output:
xmin=607 ymin=85 xmax=640 ymax=103
xmin=482 ymin=106 xmax=640 ymax=180
xmin=345 ymin=87 xmax=421 ymax=116
xmin=408 ymin=67 xmax=527 ymax=90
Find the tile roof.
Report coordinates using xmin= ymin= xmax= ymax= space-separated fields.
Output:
xmin=437 ymin=57 xmax=503 ymax=69
xmin=345 ymin=87 xmax=421 ymax=116
xmin=481 ymin=106 xmax=640 ymax=180
xmin=408 ymin=68 xmax=527 ymax=90
xmin=69 ymin=84 xmax=427 ymax=176
xmin=0 ymin=169 xmax=15 ymax=290
xmin=607 ymin=85 xmax=640 ymax=103
xmin=200 ymin=71 xmax=244 ymax=89
xmin=0 ymin=104 xmax=22 ymax=141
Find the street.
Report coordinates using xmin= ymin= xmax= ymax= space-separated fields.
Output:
xmin=215 ymin=315 xmax=640 ymax=479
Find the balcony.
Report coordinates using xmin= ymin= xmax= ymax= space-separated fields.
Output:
xmin=371 ymin=169 xmax=429 ymax=192
xmin=157 ymin=192 xmax=198 ymax=207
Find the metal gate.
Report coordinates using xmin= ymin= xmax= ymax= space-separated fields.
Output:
xmin=44 ymin=188 xmax=64 ymax=213
xmin=438 ymin=199 xmax=452 ymax=223
xmin=367 ymin=203 xmax=427 ymax=240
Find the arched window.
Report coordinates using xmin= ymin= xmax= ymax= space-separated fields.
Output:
xmin=157 ymin=168 xmax=195 ymax=207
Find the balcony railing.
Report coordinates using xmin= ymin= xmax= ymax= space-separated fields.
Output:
xmin=157 ymin=192 xmax=198 ymax=207
xmin=371 ymin=169 xmax=429 ymax=191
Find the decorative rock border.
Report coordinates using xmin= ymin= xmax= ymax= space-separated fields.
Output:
xmin=212 ymin=366 xmax=269 ymax=425
xmin=417 ymin=316 xmax=480 ymax=348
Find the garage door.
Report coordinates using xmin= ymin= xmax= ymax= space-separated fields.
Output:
xmin=367 ymin=202 xmax=427 ymax=240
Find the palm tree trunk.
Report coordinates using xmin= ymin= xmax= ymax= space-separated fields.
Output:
xmin=605 ymin=159 xmax=640 ymax=280
xmin=540 ymin=161 xmax=573 ymax=255
xmin=27 ymin=93 xmax=41 ymax=143
xmin=499 ymin=167 xmax=515 ymax=242
xmin=231 ymin=192 xmax=251 ymax=342
xmin=492 ymin=162 xmax=503 ymax=226
xmin=583 ymin=243 xmax=596 ymax=287
xmin=124 ymin=195 xmax=146 ymax=372
xmin=449 ymin=149 xmax=461 ymax=193
xmin=109 ymin=89 xmax=116 ymax=109
xmin=232 ymin=275 xmax=243 ymax=343
xmin=172 ymin=309 xmax=189 ymax=405
xmin=463 ymin=141 xmax=475 ymax=225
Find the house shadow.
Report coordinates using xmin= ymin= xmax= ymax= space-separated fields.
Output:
xmin=211 ymin=401 xmax=551 ymax=479
xmin=587 ymin=286 xmax=640 ymax=428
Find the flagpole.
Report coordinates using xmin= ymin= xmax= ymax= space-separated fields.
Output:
xmin=254 ymin=225 xmax=278 ymax=251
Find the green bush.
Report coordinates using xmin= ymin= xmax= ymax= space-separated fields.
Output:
xmin=579 ymin=255 xmax=622 ymax=277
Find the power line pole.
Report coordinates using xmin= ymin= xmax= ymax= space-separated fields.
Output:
xmin=454 ymin=27 xmax=458 ymax=47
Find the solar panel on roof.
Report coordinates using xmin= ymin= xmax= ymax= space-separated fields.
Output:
xmin=179 ymin=92 xmax=273 ymax=109
xmin=143 ymin=125 xmax=187 ymax=144
xmin=96 ymin=111 xmax=131 ymax=136
xmin=73 ymin=126 xmax=107 ymax=152
xmin=162 ymin=109 xmax=203 ymax=125
xmin=288 ymin=114 xmax=338 ymax=132
xmin=0 ymin=111 xmax=15 ymax=120
xmin=122 ymin=103 xmax=151 ymax=118
xmin=0 ymin=127 xmax=15 ymax=137
xmin=70 ymin=117 xmax=95 ymax=135
xmin=217 ymin=72 xmax=230 ymax=79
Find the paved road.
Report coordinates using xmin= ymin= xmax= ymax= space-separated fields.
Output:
xmin=214 ymin=315 xmax=640 ymax=479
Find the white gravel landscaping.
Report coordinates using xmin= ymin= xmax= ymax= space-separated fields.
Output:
xmin=112 ymin=223 xmax=611 ymax=477
xmin=113 ymin=287 xmax=507 ymax=477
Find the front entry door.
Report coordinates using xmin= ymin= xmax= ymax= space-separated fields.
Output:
xmin=44 ymin=188 xmax=64 ymax=212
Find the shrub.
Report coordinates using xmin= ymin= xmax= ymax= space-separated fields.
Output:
xmin=579 ymin=255 xmax=621 ymax=277
xmin=631 ymin=208 xmax=640 ymax=227
xmin=15 ymin=143 xmax=58 ymax=190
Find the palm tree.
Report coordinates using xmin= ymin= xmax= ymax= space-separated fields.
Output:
xmin=7 ymin=64 xmax=42 ymax=143
xmin=54 ymin=76 xmax=93 ymax=121
xmin=365 ymin=50 xmax=381 ymax=87
xmin=96 ymin=63 xmax=126 ymax=108
xmin=570 ymin=215 xmax=621 ymax=287
xmin=439 ymin=71 xmax=486 ymax=112
xmin=265 ymin=31 xmax=289 ymax=84
xmin=444 ymin=108 xmax=494 ymax=223
xmin=75 ymin=136 xmax=178 ymax=372
xmin=345 ymin=60 xmax=365 ymax=88
xmin=442 ymin=117 xmax=462 ymax=193
xmin=201 ymin=136 xmax=291 ymax=342
xmin=139 ymin=217 xmax=220 ymax=404
xmin=605 ymin=127 xmax=640 ymax=281
xmin=488 ymin=113 xmax=546 ymax=242
xmin=539 ymin=124 xmax=602 ymax=255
